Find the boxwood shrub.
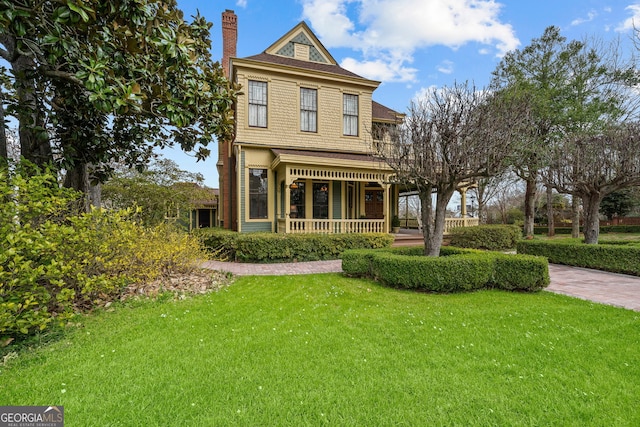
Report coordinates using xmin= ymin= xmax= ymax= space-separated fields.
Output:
xmin=449 ymin=224 xmax=521 ymax=250
xmin=193 ymin=228 xmax=394 ymax=262
xmin=517 ymin=240 xmax=640 ymax=276
xmin=342 ymin=246 xmax=549 ymax=292
xmin=533 ymin=225 xmax=640 ymax=234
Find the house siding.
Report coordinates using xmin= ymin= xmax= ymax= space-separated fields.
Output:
xmin=235 ymin=70 xmax=373 ymax=154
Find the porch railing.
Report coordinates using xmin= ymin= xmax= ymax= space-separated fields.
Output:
xmin=278 ymin=218 xmax=385 ymax=234
xmin=443 ymin=218 xmax=479 ymax=234
xmin=276 ymin=217 xmax=479 ymax=234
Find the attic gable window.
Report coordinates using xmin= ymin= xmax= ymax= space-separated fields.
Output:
xmin=343 ymin=94 xmax=359 ymax=136
xmin=300 ymin=88 xmax=317 ymax=132
xmin=248 ymin=80 xmax=267 ymax=128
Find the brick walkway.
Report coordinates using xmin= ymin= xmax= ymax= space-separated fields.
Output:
xmin=202 ymin=260 xmax=640 ymax=312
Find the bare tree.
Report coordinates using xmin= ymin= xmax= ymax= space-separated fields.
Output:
xmin=380 ymin=82 xmax=520 ymax=256
xmin=546 ymin=122 xmax=640 ymax=244
xmin=474 ymin=169 xmax=515 ymax=224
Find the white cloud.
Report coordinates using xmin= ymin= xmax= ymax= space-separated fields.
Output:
xmin=300 ymin=0 xmax=519 ymax=83
xmin=437 ymin=60 xmax=454 ymax=75
xmin=340 ymin=57 xmax=419 ymax=82
xmin=236 ymin=0 xmax=247 ymax=7
xmin=571 ymin=10 xmax=597 ymax=26
xmin=616 ymin=3 xmax=640 ymax=32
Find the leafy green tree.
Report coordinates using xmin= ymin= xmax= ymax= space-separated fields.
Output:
xmin=0 ymin=0 xmax=237 ymax=195
xmin=102 ymin=158 xmax=212 ymax=227
xmin=600 ymin=188 xmax=636 ymax=220
xmin=490 ymin=27 xmax=629 ymax=237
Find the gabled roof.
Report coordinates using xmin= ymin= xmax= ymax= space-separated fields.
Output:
xmin=372 ymin=100 xmax=404 ymax=123
xmin=264 ymin=21 xmax=337 ymax=65
xmin=237 ymin=21 xmax=373 ymax=83
xmin=242 ymin=52 xmax=364 ymax=79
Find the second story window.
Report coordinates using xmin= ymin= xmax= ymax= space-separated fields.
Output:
xmin=300 ymin=88 xmax=317 ymax=132
xmin=343 ymin=94 xmax=358 ymax=136
xmin=248 ymin=80 xmax=267 ymax=128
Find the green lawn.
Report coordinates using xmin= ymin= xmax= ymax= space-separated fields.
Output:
xmin=1 ymin=274 xmax=639 ymax=426
xmin=537 ymin=232 xmax=640 ymax=242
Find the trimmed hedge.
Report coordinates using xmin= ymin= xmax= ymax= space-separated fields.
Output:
xmin=449 ymin=224 xmax=521 ymax=250
xmin=193 ymin=228 xmax=394 ymax=262
xmin=342 ymin=247 xmax=549 ymax=292
xmin=533 ymin=225 xmax=640 ymax=235
xmin=517 ymin=240 xmax=640 ymax=276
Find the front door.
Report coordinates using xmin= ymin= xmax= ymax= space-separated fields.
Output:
xmin=365 ymin=189 xmax=384 ymax=219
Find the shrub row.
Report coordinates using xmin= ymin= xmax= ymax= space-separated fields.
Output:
xmin=449 ymin=224 xmax=521 ymax=250
xmin=517 ymin=240 xmax=640 ymax=276
xmin=1 ymin=163 xmax=206 ymax=341
xmin=342 ymin=247 xmax=549 ymax=292
xmin=533 ymin=225 xmax=640 ymax=235
xmin=194 ymin=228 xmax=394 ymax=262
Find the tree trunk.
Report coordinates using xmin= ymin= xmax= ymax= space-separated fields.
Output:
xmin=523 ymin=177 xmax=537 ymax=237
xmin=571 ymin=195 xmax=580 ymax=238
xmin=420 ymin=188 xmax=437 ymax=256
xmin=421 ymin=185 xmax=456 ymax=257
xmin=582 ymin=193 xmax=602 ymax=244
xmin=546 ymin=185 xmax=555 ymax=237
xmin=63 ymin=163 xmax=91 ymax=211
xmin=13 ymin=52 xmax=52 ymax=166
xmin=0 ymin=99 xmax=7 ymax=162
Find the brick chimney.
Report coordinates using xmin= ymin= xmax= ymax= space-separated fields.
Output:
xmin=221 ymin=9 xmax=237 ymax=79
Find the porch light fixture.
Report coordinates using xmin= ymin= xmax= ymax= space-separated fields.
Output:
xmin=290 ymin=182 xmax=298 ymax=189
xmin=320 ymin=184 xmax=328 ymax=192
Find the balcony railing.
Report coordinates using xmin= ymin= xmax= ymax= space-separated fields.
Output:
xmin=278 ymin=218 xmax=385 ymax=234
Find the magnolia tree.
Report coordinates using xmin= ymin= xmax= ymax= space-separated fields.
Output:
xmin=546 ymin=122 xmax=640 ymax=244
xmin=0 ymin=0 xmax=237 ymax=196
xmin=379 ymin=82 xmax=527 ymax=256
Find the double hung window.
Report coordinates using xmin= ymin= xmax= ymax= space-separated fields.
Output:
xmin=343 ymin=94 xmax=358 ymax=136
xmin=248 ymin=80 xmax=267 ymax=128
xmin=300 ymin=88 xmax=317 ymax=132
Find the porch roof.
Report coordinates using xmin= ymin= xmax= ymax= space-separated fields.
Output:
xmin=271 ymin=148 xmax=394 ymax=183
xmin=271 ymin=148 xmax=391 ymax=170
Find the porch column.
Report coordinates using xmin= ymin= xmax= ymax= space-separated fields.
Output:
xmin=383 ymin=182 xmax=390 ymax=233
xmin=460 ymin=188 xmax=467 ymax=217
xmin=284 ymin=169 xmax=293 ymax=233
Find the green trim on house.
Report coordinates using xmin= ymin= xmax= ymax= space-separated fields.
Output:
xmin=239 ymin=151 xmax=272 ymax=233
xmin=332 ymin=181 xmax=342 ymax=219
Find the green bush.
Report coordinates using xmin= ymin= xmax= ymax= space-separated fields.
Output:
xmin=533 ymin=225 xmax=640 ymax=235
xmin=194 ymin=229 xmax=394 ymax=262
xmin=449 ymin=224 xmax=521 ymax=250
xmin=342 ymin=246 xmax=549 ymax=292
xmin=491 ymin=254 xmax=550 ymax=291
xmin=1 ymin=163 xmax=206 ymax=341
xmin=517 ymin=240 xmax=640 ymax=276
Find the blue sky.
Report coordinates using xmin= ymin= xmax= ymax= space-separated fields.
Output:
xmin=167 ymin=0 xmax=640 ymax=187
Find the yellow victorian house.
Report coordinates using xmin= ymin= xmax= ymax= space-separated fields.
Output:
xmin=218 ymin=10 xmax=402 ymax=234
